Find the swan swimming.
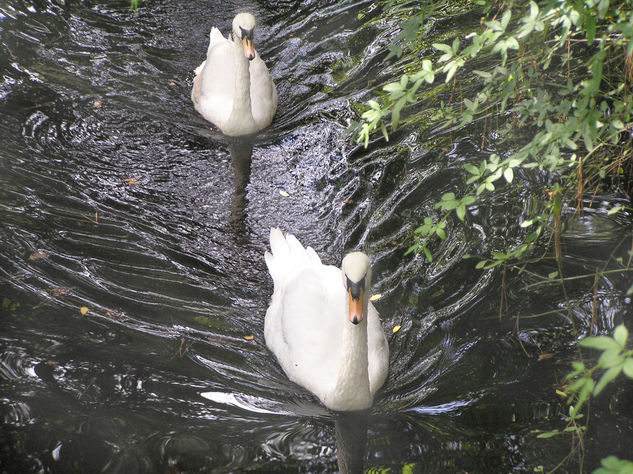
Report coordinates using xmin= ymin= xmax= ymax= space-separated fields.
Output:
xmin=264 ymin=228 xmax=389 ymax=411
xmin=191 ymin=13 xmax=277 ymax=136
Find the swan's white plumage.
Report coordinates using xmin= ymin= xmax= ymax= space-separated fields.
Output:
xmin=264 ymin=228 xmax=389 ymax=411
xmin=191 ymin=13 xmax=277 ymax=136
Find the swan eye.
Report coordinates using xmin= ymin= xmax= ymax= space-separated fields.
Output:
xmin=346 ymin=276 xmax=365 ymax=300
xmin=239 ymin=26 xmax=253 ymax=41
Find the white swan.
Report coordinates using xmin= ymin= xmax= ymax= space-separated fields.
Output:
xmin=264 ymin=228 xmax=389 ymax=411
xmin=191 ymin=13 xmax=277 ymax=136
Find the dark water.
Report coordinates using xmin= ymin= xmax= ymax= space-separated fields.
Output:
xmin=2 ymin=0 xmax=633 ymax=472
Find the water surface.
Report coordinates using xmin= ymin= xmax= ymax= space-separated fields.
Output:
xmin=2 ymin=0 xmax=633 ymax=472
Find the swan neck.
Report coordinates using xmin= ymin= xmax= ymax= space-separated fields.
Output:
xmin=331 ymin=302 xmax=371 ymax=410
xmin=230 ymin=41 xmax=253 ymax=120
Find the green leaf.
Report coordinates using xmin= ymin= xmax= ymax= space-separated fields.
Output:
xmin=503 ymin=167 xmax=514 ymax=183
xmin=383 ymin=82 xmax=403 ymax=93
xmin=528 ymin=1 xmax=538 ymax=19
xmin=500 ymin=9 xmax=511 ymax=31
xmin=526 ymin=230 xmax=541 ymax=243
xmin=380 ymin=122 xmax=389 ymax=142
xmin=585 ymin=13 xmax=596 ymax=43
xmin=612 ymin=119 xmax=625 ymax=130
xmin=601 ymin=455 xmax=622 ymax=469
xmin=573 ymin=377 xmax=595 ymax=411
xmin=404 ymin=244 xmax=417 ymax=256
xmin=594 ymin=365 xmax=622 ymax=395
xmin=579 ymin=336 xmax=620 ymax=351
xmin=598 ymin=348 xmax=625 ymax=369
xmin=464 ymin=163 xmax=479 ymax=176
xmin=623 ymin=358 xmax=633 ymax=379
xmin=571 ymin=361 xmax=585 ymax=372
xmin=445 ymin=61 xmax=459 ymax=82
xmin=423 ymin=246 xmax=432 ymax=262
xmin=597 ymin=0 xmax=609 ymax=17
xmin=567 ymin=376 xmax=590 ymax=393
xmin=614 ymin=325 xmax=628 ymax=347
xmin=563 ymin=426 xmax=582 ymax=433
xmin=433 ymin=43 xmax=453 ymax=54
xmin=462 ymin=195 xmax=476 ymax=206
xmin=451 ymin=37 xmax=460 ymax=53
xmin=536 ymin=430 xmax=560 ymax=439
xmin=608 ymin=205 xmax=623 ymax=215
xmin=585 ymin=49 xmax=605 ymax=96
xmin=386 ymin=44 xmax=403 ymax=60
xmin=473 ymin=70 xmax=492 ymax=79
xmin=595 ymin=455 xmax=633 ymax=474
xmin=456 ymin=204 xmax=466 ymax=221
xmin=392 ymin=97 xmax=406 ymax=131
xmin=419 ymin=59 xmax=435 ymax=84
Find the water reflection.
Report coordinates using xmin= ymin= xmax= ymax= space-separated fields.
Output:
xmin=228 ymin=138 xmax=253 ymax=233
xmin=335 ymin=411 xmax=367 ymax=474
xmin=200 ymin=390 xmax=369 ymax=472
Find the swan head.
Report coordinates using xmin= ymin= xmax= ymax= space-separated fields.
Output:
xmin=341 ymin=252 xmax=372 ymax=326
xmin=232 ymin=12 xmax=257 ymax=61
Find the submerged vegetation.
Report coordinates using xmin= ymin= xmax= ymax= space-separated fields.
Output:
xmin=358 ymin=0 xmax=633 ymax=471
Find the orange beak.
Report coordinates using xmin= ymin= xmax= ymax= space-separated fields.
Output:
xmin=242 ymin=36 xmax=255 ymax=60
xmin=348 ymin=286 xmax=365 ymax=325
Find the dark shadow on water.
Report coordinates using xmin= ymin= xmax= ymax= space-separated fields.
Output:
xmin=335 ymin=410 xmax=368 ymax=474
xmin=228 ymin=137 xmax=254 ymax=238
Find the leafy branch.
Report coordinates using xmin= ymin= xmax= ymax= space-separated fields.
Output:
xmin=357 ymin=0 xmax=633 ymax=266
xmin=534 ymin=325 xmax=633 ymax=472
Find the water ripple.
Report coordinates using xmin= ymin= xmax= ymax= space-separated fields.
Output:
xmin=1 ymin=0 xmax=633 ymax=471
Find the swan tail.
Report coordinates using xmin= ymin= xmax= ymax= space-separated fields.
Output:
xmin=266 ymin=228 xmax=316 ymax=285
xmin=269 ymin=227 xmax=290 ymax=259
xmin=209 ymin=27 xmax=225 ymax=46
xmin=193 ymin=60 xmax=205 ymax=76
xmin=204 ymin=27 xmax=226 ymax=61
xmin=264 ymin=250 xmax=275 ymax=280
xmin=306 ymin=246 xmax=322 ymax=265
xmin=285 ymin=233 xmax=305 ymax=256
xmin=195 ymin=28 xmax=225 ymax=76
